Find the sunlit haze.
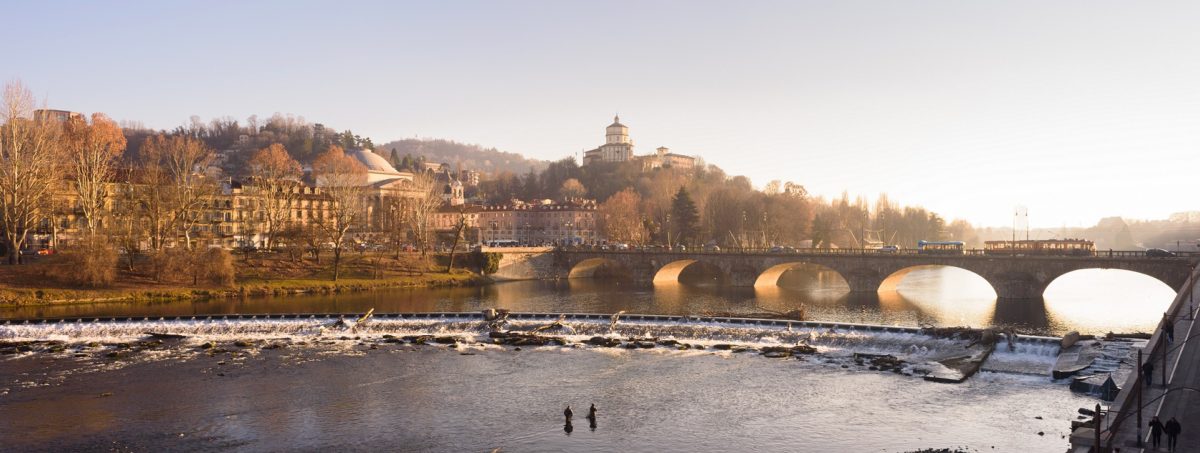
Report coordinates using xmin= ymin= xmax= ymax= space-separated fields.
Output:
xmin=4 ymin=1 xmax=1197 ymax=227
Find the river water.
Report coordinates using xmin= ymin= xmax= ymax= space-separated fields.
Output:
xmin=0 ymin=267 xmax=1177 ymax=451
xmin=2 ymin=267 xmax=1177 ymax=336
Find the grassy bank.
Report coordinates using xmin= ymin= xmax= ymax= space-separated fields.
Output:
xmin=0 ymin=252 xmax=489 ymax=307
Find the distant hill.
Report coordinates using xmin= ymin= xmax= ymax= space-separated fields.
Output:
xmin=375 ymin=138 xmax=548 ymax=175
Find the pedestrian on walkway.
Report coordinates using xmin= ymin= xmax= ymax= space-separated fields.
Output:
xmin=1164 ymin=317 xmax=1175 ymax=343
xmin=1149 ymin=416 xmax=1164 ymax=449
xmin=1143 ymin=360 xmax=1155 ymax=387
xmin=1165 ymin=416 xmax=1181 ymax=452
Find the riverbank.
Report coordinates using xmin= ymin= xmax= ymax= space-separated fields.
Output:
xmin=0 ymin=252 xmax=489 ymax=307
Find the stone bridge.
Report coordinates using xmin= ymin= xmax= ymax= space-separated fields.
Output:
xmin=552 ymin=249 xmax=1197 ymax=300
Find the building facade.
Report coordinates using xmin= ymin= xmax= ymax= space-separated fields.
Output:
xmin=583 ymin=116 xmax=635 ymax=165
xmin=429 ymin=198 xmax=602 ymax=247
xmin=581 ymin=116 xmax=696 ymax=171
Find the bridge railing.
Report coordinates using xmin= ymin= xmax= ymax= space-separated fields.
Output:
xmin=556 ymin=246 xmax=1199 ymax=259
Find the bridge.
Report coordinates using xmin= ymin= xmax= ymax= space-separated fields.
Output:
xmin=552 ymin=248 xmax=1198 ymax=300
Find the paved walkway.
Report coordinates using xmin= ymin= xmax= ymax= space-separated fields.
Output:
xmin=1098 ymin=265 xmax=1200 ymax=452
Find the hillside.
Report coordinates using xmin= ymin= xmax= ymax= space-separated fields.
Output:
xmin=376 ymin=138 xmax=547 ymax=175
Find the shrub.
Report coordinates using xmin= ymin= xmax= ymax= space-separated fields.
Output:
xmin=51 ymin=242 xmax=119 ymax=287
xmin=148 ymin=247 xmax=236 ymax=287
xmin=470 ymin=251 xmax=502 ymax=274
xmin=201 ymin=248 xmax=235 ymax=287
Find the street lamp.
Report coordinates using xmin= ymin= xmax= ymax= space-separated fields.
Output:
xmin=564 ymin=221 xmax=573 ymax=247
xmin=488 ymin=220 xmax=497 ymax=247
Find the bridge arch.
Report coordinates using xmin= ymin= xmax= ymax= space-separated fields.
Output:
xmin=1043 ymin=268 xmax=1178 ymax=332
xmin=568 ymin=258 xmax=632 ymax=280
xmin=652 ymin=259 xmax=729 ymax=285
xmin=880 ymin=265 xmax=998 ymax=298
xmin=754 ymin=262 xmax=849 ymax=289
xmin=1046 ymin=267 xmax=1182 ymax=295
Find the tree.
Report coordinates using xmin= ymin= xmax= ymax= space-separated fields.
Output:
xmin=311 ymin=145 xmax=367 ymax=280
xmin=64 ymin=113 xmax=125 ymax=242
xmin=445 ymin=206 xmax=469 ymax=273
xmin=558 ymin=178 xmax=587 ymax=200
xmin=600 ymin=187 xmax=644 ymax=244
xmin=247 ymin=143 xmax=302 ymax=249
xmin=136 ymin=134 xmax=217 ymax=250
xmin=0 ymin=81 xmax=62 ymax=264
xmin=669 ymin=187 xmax=700 ymax=246
xmin=407 ymin=171 xmax=443 ymax=258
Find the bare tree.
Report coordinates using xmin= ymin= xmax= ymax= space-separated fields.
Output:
xmin=445 ymin=206 xmax=469 ymax=273
xmin=406 ymin=171 xmax=443 ymax=259
xmin=0 ymin=81 xmax=62 ymax=264
xmin=136 ymin=134 xmax=217 ymax=250
xmin=380 ymin=195 xmax=413 ymax=259
xmin=311 ymin=145 xmax=367 ymax=280
xmin=64 ymin=113 xmax=126 ymax=242
xmin=246 ymin=143 xmax=302 ymax=249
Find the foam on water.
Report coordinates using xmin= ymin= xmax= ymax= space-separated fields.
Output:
xmin=2 ymin=313 xmax=1066 ymax=377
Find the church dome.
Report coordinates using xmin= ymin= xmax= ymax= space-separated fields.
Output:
xmin=347 ymin=148 xmax=400 ymax=174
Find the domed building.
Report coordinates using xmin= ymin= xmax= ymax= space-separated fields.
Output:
xmin=583 ymin=115 xmax=634 ymax=165
xmin=581 ymin=115 xmax=696 ymax=171
xmin=346 ymin=148 xmax=413 ymax=185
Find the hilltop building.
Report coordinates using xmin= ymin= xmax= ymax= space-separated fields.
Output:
xmin=581 ymin=116 xmax=696 ymax=171
xmin=583 ymin=116 xmax=635 ymax=165
xmin=33 ymin=109 xmax=83 ymax=123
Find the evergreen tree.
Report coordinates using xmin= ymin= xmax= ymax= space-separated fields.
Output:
xmin=389 ymin=148 xmax=400 ymax=167
xmin=670 ymin=187 xmax=700 ymax=246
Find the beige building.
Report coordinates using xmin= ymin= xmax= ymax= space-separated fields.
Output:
xmin=583 ymin=116 xmax=634 ymax=165
xmin=429 ymin=198 xmax=602 ymax=246
xmin=582 ymin=116 xmax=696 ymax=171
xmin=639 ymin=146 xmax=696 ymax=172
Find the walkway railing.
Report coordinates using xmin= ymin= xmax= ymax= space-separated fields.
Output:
xmin=1097 ymin=262 xmax=1200 ymax=449
xmin=557 ymin=246 xmax=1200 ymax=259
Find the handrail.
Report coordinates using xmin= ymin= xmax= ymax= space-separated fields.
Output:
xmin=554 ymin=246 xmax=1200 ymax=260
xmin=1100 ymin=263 xmax=1199 ymax=447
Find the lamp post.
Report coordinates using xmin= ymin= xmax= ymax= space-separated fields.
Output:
xmin=564 ymin=221 xmax=573 ymax=247
xmin=488 ymin=220 xmax=497 ymax=247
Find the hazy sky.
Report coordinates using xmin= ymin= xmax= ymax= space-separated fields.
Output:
xmin=4 ymin=1 xmax=1198 ymax=227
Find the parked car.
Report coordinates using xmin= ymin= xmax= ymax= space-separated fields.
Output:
xmin=1146 ymin=248 xmax=1176 ymax=257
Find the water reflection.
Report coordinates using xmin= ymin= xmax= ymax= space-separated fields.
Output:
xmin=1044 ymin=269 xmax=1176 ymax=334
xmin=0 ymin=266 xmax=1176 ymax=335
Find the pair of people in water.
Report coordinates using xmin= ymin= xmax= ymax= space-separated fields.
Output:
xmin=564 ymin=404 xmax=597 ymax=434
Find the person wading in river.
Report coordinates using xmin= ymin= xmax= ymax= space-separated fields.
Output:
xmin=1149 ymin=416 xmax=1164 ymax=449
xmin=1164 ymin=416 xmax=1181 ymax=452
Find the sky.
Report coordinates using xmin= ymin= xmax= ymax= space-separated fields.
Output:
xmin=3 ymin=0 xmax=1198 ymax=228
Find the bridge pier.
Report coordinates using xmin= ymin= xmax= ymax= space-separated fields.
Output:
xmin=989 ymin=272 xmax=1050 ymax=301
xmin=842 ymin=269 xmax=885 ymax=293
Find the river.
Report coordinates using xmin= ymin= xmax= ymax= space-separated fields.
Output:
xmin=0 ymin=267 xmax=1176 ymax=451
xmin=2 ymin=267 xmax=1177 ymax=336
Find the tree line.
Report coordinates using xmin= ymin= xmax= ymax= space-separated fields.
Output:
xmin=478 ymin=157 xmax=976 ymax=249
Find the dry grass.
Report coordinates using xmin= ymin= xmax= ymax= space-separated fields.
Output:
xmin=0 ymin=251 xmax=485 ymax=306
